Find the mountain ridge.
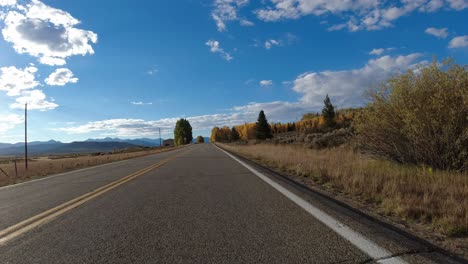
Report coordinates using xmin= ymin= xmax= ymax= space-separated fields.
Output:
xmin=0 ymin=137 xmax=168 ymax=156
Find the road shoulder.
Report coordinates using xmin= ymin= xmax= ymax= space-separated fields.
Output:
xmin=214 ymin=143 xmax=468 ymax=264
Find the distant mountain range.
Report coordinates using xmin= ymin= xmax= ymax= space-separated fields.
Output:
xmin=0 ymin=137 xmax=167 ymax=157
xmin=85 ymin=137 xmax=164 ymax=147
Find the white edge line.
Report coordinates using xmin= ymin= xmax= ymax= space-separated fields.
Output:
xmin=215 ymin=145 xmax=407 ymax=264
xmin=0 ymin=146 xmax=187 ymax=191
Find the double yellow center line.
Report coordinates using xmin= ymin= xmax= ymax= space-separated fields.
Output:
xmin=0 ymin=150 xmax=189 ymax=245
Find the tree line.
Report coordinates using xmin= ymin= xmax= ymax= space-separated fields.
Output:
xmin=210 ymin=96 xmax=354 ymax=142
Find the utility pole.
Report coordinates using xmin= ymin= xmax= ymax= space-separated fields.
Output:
xmin=159 ymin=128 xmax=161 ymax=147
xmin=25 ymin=103 xmax=28 ymax=170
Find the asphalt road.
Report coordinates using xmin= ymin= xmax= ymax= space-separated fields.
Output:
xmin=0 ymin=144 xmax=464 ymax=263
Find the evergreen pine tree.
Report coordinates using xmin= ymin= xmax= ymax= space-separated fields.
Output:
xmin=255 ymin=110 xmax=273 ymax=140
xmin=322 ymin=94 xmax=336 ymax=127
xmin=231 ymin=127 xmax=240 ymax=141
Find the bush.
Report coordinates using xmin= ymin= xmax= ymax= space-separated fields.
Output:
xmin=307 ymin=128 xmax=352 ymax=149
xmin=355 ymin=61 xmax=468 ymax=171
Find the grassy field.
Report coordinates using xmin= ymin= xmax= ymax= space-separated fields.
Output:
xmin=218 ymin=143 xmax=467 ymax=244
xmin=0 ymin=146 xmax=178 ymax=187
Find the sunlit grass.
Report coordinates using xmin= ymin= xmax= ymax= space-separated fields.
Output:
xmin=219 ymin=143 xmax=468 ymax=237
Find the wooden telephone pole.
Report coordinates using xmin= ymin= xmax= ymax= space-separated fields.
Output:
xmin=25 ymin=103 xmax=28 ymax=170
xmin=159 ymin=128 xmax=161 ymax=147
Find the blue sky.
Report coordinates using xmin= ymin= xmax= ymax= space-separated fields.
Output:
xmin=0 ymin=0 xmax=467 ymax=143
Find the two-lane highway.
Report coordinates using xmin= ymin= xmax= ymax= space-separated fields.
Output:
xmin=0 ymin=144 xmax=463 ymax=263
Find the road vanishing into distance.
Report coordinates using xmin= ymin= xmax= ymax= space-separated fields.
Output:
xmin=0 ymin=144 xmax=464 ymax=264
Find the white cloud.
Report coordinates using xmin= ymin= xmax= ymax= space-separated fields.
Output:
xmin=0 ymin=65 xmax=39 ymax=96
xmin=425 ymin=27 xmax=449 ymax=38
xmin=131 ymin=101 xmax=153 ymax=106
xmin=369 ymin=48 xmax=385 ymax=55
xmin=260 ymin=80 xmax=273 ymax=87
xmin=369 ymin=47 xmax=395 ymax=55
xmin=265 ymin=39 xmax=280 ymax=49
xmin=56 ymin=101 xmax=307 ymax=137
xmin=10 ymin=89 xmax=58 ymax=111
xmin=0 ymin=113 xmax=22 ymax=133
xmin=206 ymin=40 xmax=233 ymax=61
xmin=293 ymin=53 xmax=424 ymax=107
xmin=45 ymin=68 xmax=78 ymax=86
xmin=211 ymin=0 xmax=249 ymax=31
xmin=447 ymin=0 xmax=468 ymax=9
xmin=232 ymin=101 xmax=308 ymax=121
xmin=255 ymin=0 xmax=467 ymax=31
xmin=2 ymin=0 xmax=98 ymax=65
xmin=0 ymin=0 xmax=16 ymax=6
xmin=449 ymin=35 xmax=468 ymax=48
xmin=240 ymin=19 xmax=254 ymax=26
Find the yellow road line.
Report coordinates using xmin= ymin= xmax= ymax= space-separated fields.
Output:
xmin=0 ymin=148 xmax=191 ymax=245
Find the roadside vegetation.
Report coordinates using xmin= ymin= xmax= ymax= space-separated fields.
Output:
xmin=356 ymin=61 xmax=467 ymax=171
xmin=212 ymin=61 xmax=468 ymax=249
xmin=0 ymin=146 xmax=178 ymax=187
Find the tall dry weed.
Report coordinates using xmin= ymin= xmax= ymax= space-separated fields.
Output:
xmin=220 ymin=143 xmax=468 ymax=237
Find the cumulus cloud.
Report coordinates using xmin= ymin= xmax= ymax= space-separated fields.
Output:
xmin=0 ymin=113 xmax=22 ymax=133
xmin=0 ymin=65 xmax=39 ymax=96
xmin=255 ymin=0 xmax=467 ymax=31
xmin=232 ymin=101 xmax=308 ymax=121
xmin=447 ymin=0 xmax=468 ymax=9
xmin=293 ymin=53 xmax=424 ymax=107
xmin=260 ymin=80 xmax=273 ymax=87
xmin=56 ymin=101 xmax=308 ymax=137
xmin=0 ymin=0 xmax=16 ymax=7
xmin=425 ymin=27 xmax=449 ymax=38
xmin=45 ymin=68 xmax=78 ymax=86
xmin=10 ymin=89 xmax=58 ymax=111
xmin=2 ymin=0 xmax=98 ymax=65
xmin=264 ymin=39 xmax=280 ymax=49
xmin=56 ymin=116 xmax=234 ymax=137
xmin=206 ymin=40 xmax=233 ymax=61
xmin=449 ymin=35 xmax=468 ymax=48
xmin=211 ymin=0 xmax=250 ymax=31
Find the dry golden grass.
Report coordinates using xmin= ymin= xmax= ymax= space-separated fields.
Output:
xmin=219 ymin=143 xmax=468 ymax=238
xmin=0 ymin=146 xmax=178 ymax=187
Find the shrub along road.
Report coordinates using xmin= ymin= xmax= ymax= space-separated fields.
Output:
xmin=0 ymin=144 xmax=464 ymax=263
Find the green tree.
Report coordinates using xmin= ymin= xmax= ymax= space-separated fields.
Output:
xmin=231 ymin=127 xmax=240 ymax=141
xmin=196 ymin=135 xmax=205 ymax=143
xmin=174 ymin=118 xmax=193 ymax=146
xmin=255 ymin=110 xmax=273 ymax=140
xmin=322 ymin=94 xmax=336 ymax=127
